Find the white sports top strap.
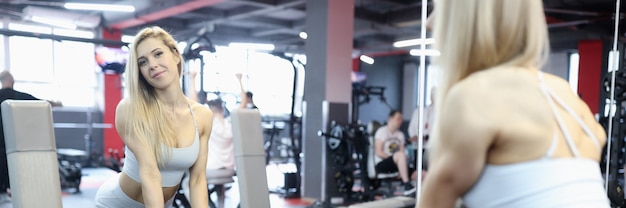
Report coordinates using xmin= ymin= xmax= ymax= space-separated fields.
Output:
xmin=544 ymin=131 xmax=558 ymax=157
xmin=537 ymin=71 xmax=601 ymax=157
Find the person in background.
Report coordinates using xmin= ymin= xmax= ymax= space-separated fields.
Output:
xmin=94 ymin=26 xmax=212 ymax=208
xmin=0 ymin=70 xmax=62 ymax=203
xmin=244 ymin=91 xmax=257 ymax=109
xmin=236 ymin=74 xmax=258 ymax=110
xmin=183 ymin=72 xmax=244 ymax=207
xmin=407 ymin=87 xmax=436 ymax=181
xmin=408 ymin=87 xmax=437 ymax=147
xmin=374 ymin=110 xmax=416 ymax=196
xmin=418 ymin=0 xmax=610 ymax=207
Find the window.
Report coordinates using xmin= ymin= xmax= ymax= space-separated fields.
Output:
xmin=7 ymin=22 xmax=98 ymax=107
xmin=568 ymin=53 xmax=579 ymax=94
xmin=53 ymin=28 xmax=95 ymax=39
xmin=53 ymin=40 xmax=98 ymax=106
xmin=246 ymin=52 xmax=294 ymax=116
xmin=0 ymin=35 xmax=4 ymax=71
xmin=13 ymin=82 xmax=53 ymax=100
xmin=425 ymin=64 xmax=441 ymax=106
xmin=8 ymin=35 xmax=54 ymax=83
xmin=0 ymin=23 xmax=4 ymax=70
xmin=53 ymin=40 xmax=97 ymax=87
xmin=189 ymin=46 xmax=296 ymax=116
xmin=8 ymin=23 xmax=54 ymax=83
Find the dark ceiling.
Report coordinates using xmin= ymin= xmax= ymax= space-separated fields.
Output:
xmin=0 ymin=0 xmax=623 ymax=55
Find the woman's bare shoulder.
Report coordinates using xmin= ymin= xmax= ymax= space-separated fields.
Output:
xmin=542 ymin=71 xmax=572 ymax=88
xmin=115 ymin=98 xmax=132 ymax=123
xmin=116 ymin=98 xmax=131 ymax=112
xmin=190 ymin=102 xmax=213 ymax=122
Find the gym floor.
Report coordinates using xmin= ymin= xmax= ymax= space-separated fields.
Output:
xmin=0 ymin=164 xmax=316 ymax=208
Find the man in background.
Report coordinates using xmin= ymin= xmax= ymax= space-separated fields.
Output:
xmin=0 ymin=71 xmax=61 ymax=203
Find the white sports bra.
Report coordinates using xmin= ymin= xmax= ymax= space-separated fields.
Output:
xmin=122 ymin=102 xmax=200 ymax=187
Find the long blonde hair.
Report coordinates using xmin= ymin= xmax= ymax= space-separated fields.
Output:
xmin=125 ymin=26 xmax=183 ymax=166
xmin=429 ymin=0 xmax=549 ymax=148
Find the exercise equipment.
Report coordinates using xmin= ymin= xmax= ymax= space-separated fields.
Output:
xmin=269 ymin=52 xmax=305 ymax=199
xmin=318 ymin=121 xmax=387 ymax=204
xmin=348 ymin=196 xmax=415 ymax=208
xmin=603 ymin=1 xmax=625 ymax=208
xmin=182 ymin=31 xmax=216 ymax=104
xmin=57 ymin=148 xmax=85 ymax=194
xmin=600 ymin=70 xmax=626 ymax=207
xmin=365 ymin=120 xmax=403 ymax=198
xmin=351 ymin=84 xmax=392 ymax=124
xmin=2 ymin=100 xmax=62 ymax=208
xmin=315 ymin=82 xmax=402 ymax=205
xmin=231 ymin=109 xmax=272 ymax=208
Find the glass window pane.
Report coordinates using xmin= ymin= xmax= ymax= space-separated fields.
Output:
xmin=189 ymin=46 xmax=296 ymax=116
xmin=0 ymin=21 xmax=3 ymax=70
xmin=12 ymin=82 xmax=53 ymax=101
xmin=53 ymin=28 xmax=95 ymax=39
xmin=9 ymin=36 xmax=54 ymax=82
xmin=53 ymin=40 xmax=98 ymax=107
xmin=57 ymin=86 xmax=96 ymax=107
xmin=53 ymin=40 xmax=98 ymax=87
xmin=8 ymin=23 xmax=51 ymax=34
xmin=0 ymin=34 xmax=4 ymax=70
xmin=246 ymin=52 xmax=294 ymax=116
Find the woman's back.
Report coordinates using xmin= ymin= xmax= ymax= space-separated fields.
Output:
xmin=457 ymin=67 xmax=608 ymax=207
xmin=460 ymin=67 xmax=605 ymax=164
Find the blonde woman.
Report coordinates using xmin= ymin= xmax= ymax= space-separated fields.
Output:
xmin=95 ymin=26 xmax=213 ymax=208
xmin=418 ymin=1 xmax=610 ymax=207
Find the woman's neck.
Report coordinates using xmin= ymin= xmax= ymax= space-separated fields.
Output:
xmin=156 ymin=89 xmax=187 ymax=110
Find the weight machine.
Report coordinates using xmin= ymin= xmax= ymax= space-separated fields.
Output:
xmin=182 ymin=31 xmax=216 ymax=104
xmin=266 ymin=52 xmax=305 ymax=198
xmin=317 ymin=83 xmax=394 ymax=205
xmin=601 ymin=43 xmax=626 ymax=208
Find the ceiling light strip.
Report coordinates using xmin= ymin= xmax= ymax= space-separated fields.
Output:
xmin=64 ymin=3 xmax=135 ymax=12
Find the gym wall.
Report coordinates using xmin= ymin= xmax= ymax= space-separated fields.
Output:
xmin=52 ymin=109 xmax=104 ymax=158
xmin=357 ymin=54 xmax=406 ymax=124
xmin=543 ymin=51 xmax=570 ymax=80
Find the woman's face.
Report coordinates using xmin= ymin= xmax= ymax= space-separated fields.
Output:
xmin=136 ymin=37 xmax=181 ymax=90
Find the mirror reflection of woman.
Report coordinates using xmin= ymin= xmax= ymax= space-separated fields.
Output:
xmin=95 ymin=26 xmax=213 ymax=208
xmin=418 ymin=1 xmax=610 ymax=207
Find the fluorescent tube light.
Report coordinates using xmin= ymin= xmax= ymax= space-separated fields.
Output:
xmin=23 ymin=6 xmax=101 ymax=28
xmin=299 ymin=32 xmax=308 ymax=39
xmin=64 ymin=3 xmax=135 ymax=12
xmin=359 ymin=55 xmax=374 ymax=65
xmin=228 ymin=43 xmax=275 ymax=51
xmin=409 ymin=49 xmax=440 ymax=56
xmin=393 ymin=38 xmax=435 ymax=48
xmin=121 ymin=35 xmax=135 ymax=44
xmin=31 ymin=16 xmax=76 ymax=29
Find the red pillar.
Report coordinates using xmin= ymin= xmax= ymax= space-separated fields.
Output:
xmin=577 ymin=40 xmax=604 ymax=115
xmin=352 ymin=57 xmax=360 ymax=72
xmin=101 ymin=29 xmax=125 ymax=158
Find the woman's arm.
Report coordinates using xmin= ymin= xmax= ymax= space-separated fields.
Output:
xmin=374 ymin=129 xmax=390 ymax=159
xmin=236 ymin=73 xmax=248 ymax=109
xmin=418 ymin=86 xmax=496 ymax=208
xmin=116 ymin=99 xmax=164 ymax=207
xmin=375 ymin=139 xmax=389 ymax=159
xmin=188 ymin=106 xmax=213 ymax=207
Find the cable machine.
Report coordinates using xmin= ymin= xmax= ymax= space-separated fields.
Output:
xmin=182 ymin=31 xmax=216 ymax=103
